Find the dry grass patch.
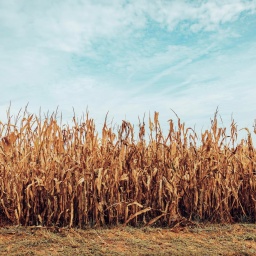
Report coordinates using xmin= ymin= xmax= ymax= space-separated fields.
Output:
xmin=0 ymin=224 xmax=255 ymax=255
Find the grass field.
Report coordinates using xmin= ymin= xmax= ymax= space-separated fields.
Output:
xmin=0 ymin=224 xmax=255 ymax=255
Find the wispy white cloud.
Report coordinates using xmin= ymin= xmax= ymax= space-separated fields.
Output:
xmin=1 ymin=0 xmax=254 ymax=52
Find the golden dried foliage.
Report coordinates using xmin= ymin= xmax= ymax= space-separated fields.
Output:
xmin=0 ymin=109 xmax=255 ymax=228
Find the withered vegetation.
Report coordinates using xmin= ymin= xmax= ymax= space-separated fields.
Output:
xmin=0 ymin=107 xmax=255 ymax=228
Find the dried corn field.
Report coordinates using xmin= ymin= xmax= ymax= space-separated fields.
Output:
xmin=0 ymin=108 xmax=255 ymax=228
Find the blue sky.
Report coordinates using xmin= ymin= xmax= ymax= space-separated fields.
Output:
xmin=0 ymin=0 xmax=256 ymax=139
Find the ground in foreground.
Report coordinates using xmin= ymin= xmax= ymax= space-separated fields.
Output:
xmin=0 ymin=224 xmax=255 ymax=255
